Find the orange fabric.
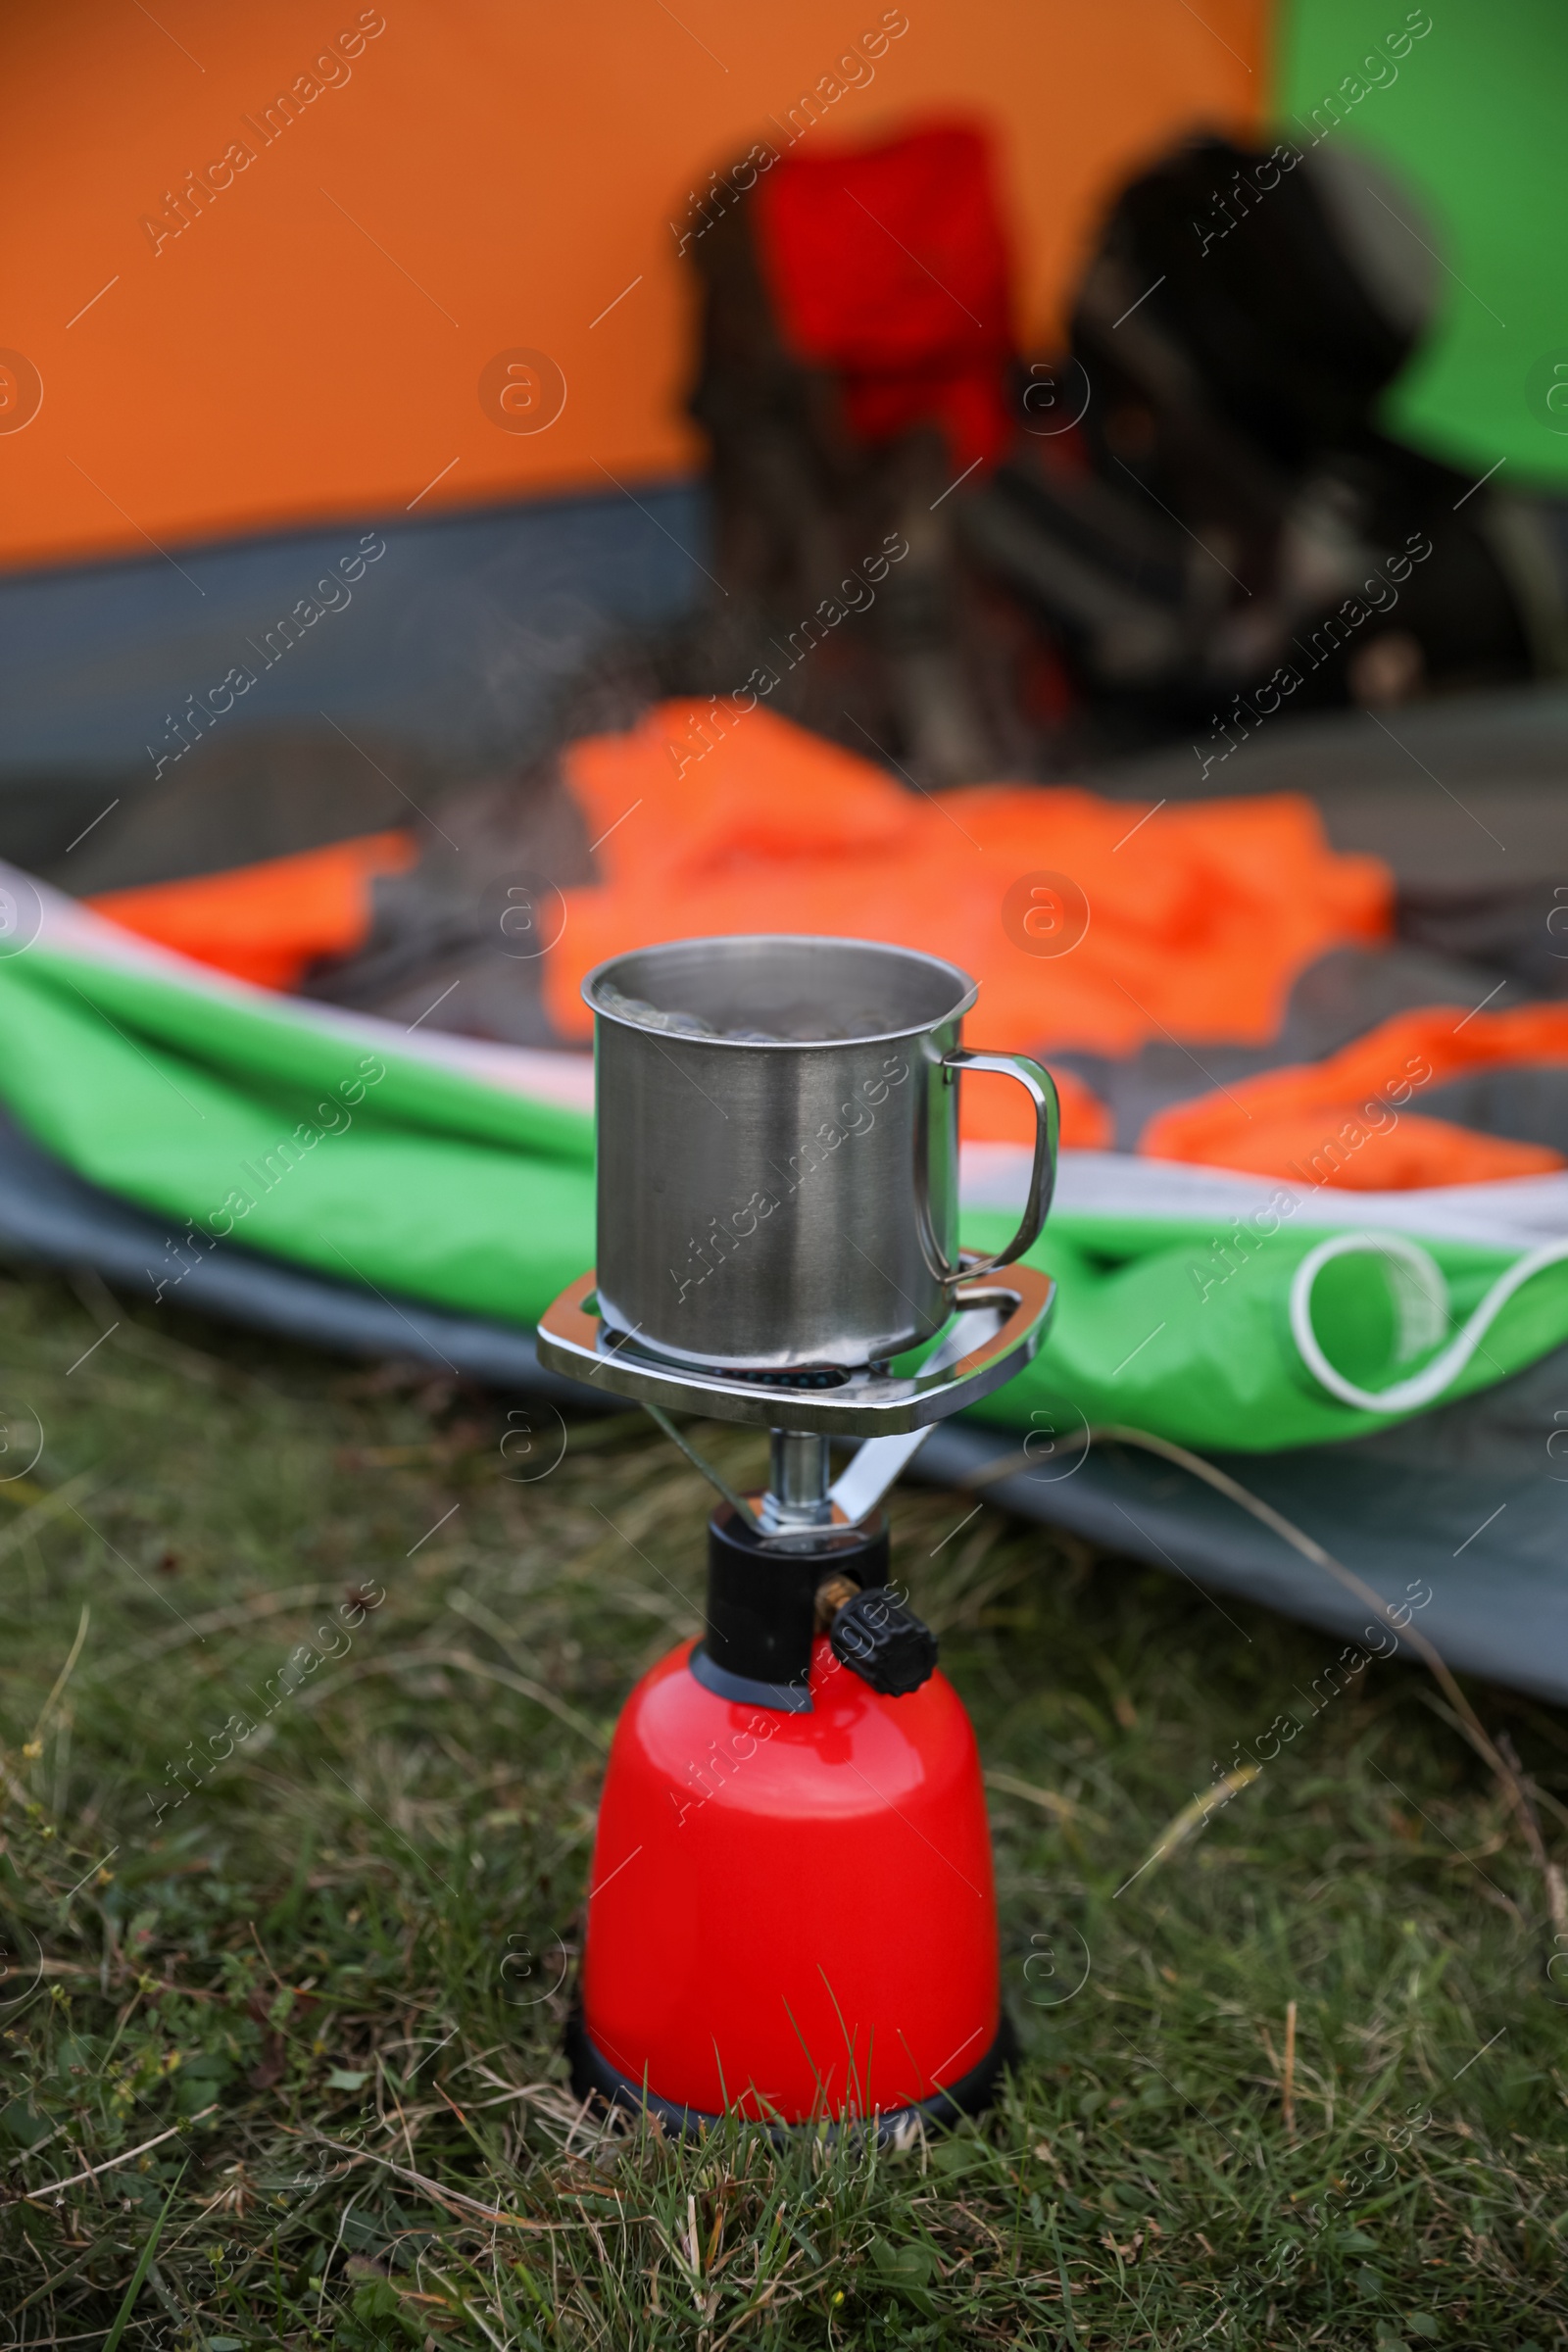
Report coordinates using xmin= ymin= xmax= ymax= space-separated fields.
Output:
xmin=1 ymin=2 xmax=1263 ymax=567
xmin=1152 ymin=1107 xmax=1559 ymax=1191
xmin=547 ymin=703 xmax=1390 ymax=1147
xmin=1142 ymin=1004 xmax=1568 ymax=1188
xmin=87 ymin=830 xmax=416 ymax=992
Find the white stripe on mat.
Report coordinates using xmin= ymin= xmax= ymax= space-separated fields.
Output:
xmin=0 ymin=858 xmax=596 ymax=1116
xmin=960 ymin=1142 xmax=1568 ymax=1253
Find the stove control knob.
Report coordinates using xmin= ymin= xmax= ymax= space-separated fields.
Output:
xmin=828 ymin=1586 xmax=938 ymax=1696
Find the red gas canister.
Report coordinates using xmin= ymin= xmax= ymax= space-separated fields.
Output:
xmin=574 ymin=1631 xmax=1003 ymax=2124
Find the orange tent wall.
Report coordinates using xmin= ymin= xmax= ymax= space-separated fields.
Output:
xmin=0 ymin=1 xmax=1269 ymax=568
xmin=0 ymin=0 xmax=1263 ymax=571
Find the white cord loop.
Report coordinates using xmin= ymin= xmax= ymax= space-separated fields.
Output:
xmin=1289 ymin=1229 xmax=1568 ymax=1415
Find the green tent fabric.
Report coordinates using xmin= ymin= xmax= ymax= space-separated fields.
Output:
xmin=1279 ymin=0 xmax=1568 ymax=484
xmin=965 ymin=1210 xmax=1568 ymax=1455
xmin=8 ymin=941 xmax=1568 ymax=1453
xmin=0 ymin=947 xmax=595 ymax=1331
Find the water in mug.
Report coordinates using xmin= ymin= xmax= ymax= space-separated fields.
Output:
xmin=593 ymin=980 xmax=891 ymax=1046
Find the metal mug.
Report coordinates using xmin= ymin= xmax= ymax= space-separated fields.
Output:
xmin=585 ymin=934 xmax=1057 ymax=1372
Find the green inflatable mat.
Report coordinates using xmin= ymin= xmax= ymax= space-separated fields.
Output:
xmin=6 ymin=942 xmax=1568 ymax=1456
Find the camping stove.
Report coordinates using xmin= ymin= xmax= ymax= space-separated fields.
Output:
xmin=537 ymin=935 xmax=1057 ymax=2132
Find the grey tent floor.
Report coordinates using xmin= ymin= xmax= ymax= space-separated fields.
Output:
xmin=3 ymin=1106 xmax=1561 ymax=1705
xmin=0 ymin=480 xmax=708 ymax=790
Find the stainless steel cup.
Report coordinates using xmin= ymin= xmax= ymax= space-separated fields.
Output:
xmin=586 ymin=934 xmax=1056 ymax=1372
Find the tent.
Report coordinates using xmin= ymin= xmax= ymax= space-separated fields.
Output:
xmin=5 ymin=0 xmax=1568 ymax=1695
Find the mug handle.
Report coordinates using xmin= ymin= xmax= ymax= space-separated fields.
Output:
xmin=940 ymin=1049 xmax=1059 ymax=1284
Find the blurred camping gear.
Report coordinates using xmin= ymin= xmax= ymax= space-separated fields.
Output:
xmin=682 ymin=121 xmax=1566 ymax=782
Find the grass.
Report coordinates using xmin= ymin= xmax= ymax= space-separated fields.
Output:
xmin=0 ymin=1262 xmax=1565 ymax=2349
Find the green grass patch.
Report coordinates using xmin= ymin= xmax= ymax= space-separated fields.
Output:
xmin=0 ymin=1266 xmax=1564 ymax=2347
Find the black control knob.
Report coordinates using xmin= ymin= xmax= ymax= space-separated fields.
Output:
xmin=828 ymin=1586 xmax=938 ymax=1696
